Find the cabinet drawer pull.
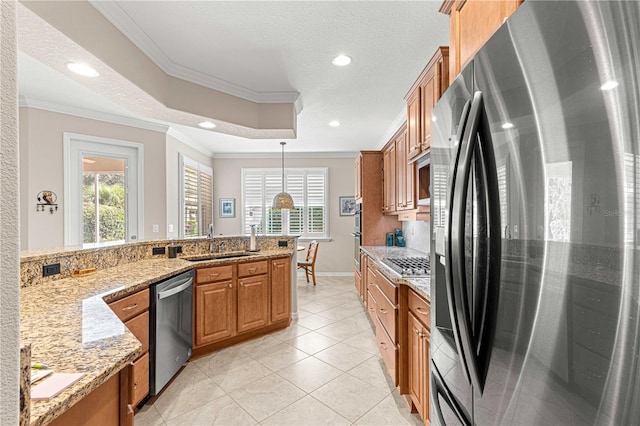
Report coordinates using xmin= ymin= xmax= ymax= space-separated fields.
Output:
xmin=379 ymin=342 xmax=388 ymax=351
xmin=209 ymin=273 xmax=220 ymax=279
xmin=379 ymin=308 xmax=388 ymax=314
xmin=415 ymin=306 xmax=429 ymax=316
xmin=122 ymin=303 xmax=138 ymax=311
xmin=240 ymin=282 xmax=244 ymax=287
xmin=587 ymin=328 xmax=601 ymax=335
xmin=588 ymin=297 xmax=602 ymax=303
xmin=248 ymin=268 xmax=257 ymax=273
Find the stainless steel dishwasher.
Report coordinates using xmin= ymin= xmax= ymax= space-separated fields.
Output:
xmin=149 ymin=270 xmax=194 ymax=396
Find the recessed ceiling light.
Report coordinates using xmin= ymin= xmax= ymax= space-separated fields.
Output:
xmin=329 ymin=120 xmax=341 ymax=127
xmin=332 ymin=55 xmax=352 ymax=66
xmin=501 ymin=122 xmax=514 ymax=129
xmin=66 ymin=62 xmax=100 ymax=77
xmin=600 ymin=80 xmax=619 ymax=91
xmin=199 ymin=121 xmax=216 ymax=129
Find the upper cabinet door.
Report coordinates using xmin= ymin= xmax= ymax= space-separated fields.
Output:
xmin=440 ymin=0 xmax=522 ymax=83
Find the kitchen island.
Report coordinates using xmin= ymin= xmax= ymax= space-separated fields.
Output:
xmin=20 ymin=237 xmax=296 ymax=426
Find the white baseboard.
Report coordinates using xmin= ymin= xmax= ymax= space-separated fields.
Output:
xmin=296 ymin=272 xmax=352 ymax=277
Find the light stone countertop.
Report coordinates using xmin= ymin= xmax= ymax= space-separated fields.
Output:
xmin=360 ymin=246 xmax=431 ymax=300
xmin=21 ymin=250 xmax=292 ymax=426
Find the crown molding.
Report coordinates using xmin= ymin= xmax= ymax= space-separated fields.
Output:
xmin=376 ymin=107 xmax=408 ymax=150
xmin=166 ymin=127 xmax=216 ymax=157
xmin=19 ymin=96 xmax=170 ymax=133
xmin=90 ymin=0 xmax=301 ymax=109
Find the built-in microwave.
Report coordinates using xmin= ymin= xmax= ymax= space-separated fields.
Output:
xmin=417 ymin=152 xmax=431 ymax=206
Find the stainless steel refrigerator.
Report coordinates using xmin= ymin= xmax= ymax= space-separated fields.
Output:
xmin=430 ymin=2 xmax=640 ymax=425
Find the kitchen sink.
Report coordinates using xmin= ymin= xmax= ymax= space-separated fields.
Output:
xmin=184 ymin=253 xmax=251 ymax=262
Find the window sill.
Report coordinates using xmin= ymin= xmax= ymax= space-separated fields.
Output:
xmin=297 ymin=237 xmax=332 ymax=243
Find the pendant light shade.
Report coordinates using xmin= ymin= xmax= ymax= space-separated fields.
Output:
xmin=272 ymin=142 xmax=295 ymax=210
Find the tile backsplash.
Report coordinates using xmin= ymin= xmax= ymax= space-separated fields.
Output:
xmin=402 ymin=221 xmax=430 ymax=254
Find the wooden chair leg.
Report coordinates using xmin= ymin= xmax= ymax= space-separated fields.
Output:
xmin=312 ymin=265 xmax=316 ymax=286
xmin=305 ymin=267 xmax=310 ymax=283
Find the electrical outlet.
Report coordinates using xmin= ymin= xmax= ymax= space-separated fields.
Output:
xmin=152 ymin=224 xmax=159 ymax=233
xmin=152 ymin=247 xmax=166 ymax=255
xmin=176 ymin=246 xmax=183 ymax=253
xmin=278 ymin=240 xmax=288 ymax=247
xmin=43 ymin=263 xmax=61 ymax=277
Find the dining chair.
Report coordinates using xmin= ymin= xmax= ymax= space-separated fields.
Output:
xmin=297 ymin=240 xmax=319 ymax=285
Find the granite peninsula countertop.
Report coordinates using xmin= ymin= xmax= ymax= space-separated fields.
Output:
xmin=360 ymin=246 xmax=430 ymax=300
xmin=21 ymin=249 xmax=293 ymax=426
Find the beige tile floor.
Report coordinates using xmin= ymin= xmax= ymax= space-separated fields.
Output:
xmin=135 ymin=276 xmax=423 ymax=426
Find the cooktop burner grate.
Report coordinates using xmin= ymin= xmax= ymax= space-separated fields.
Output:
xmin=382 ymin=257 xmax=430 ymax=277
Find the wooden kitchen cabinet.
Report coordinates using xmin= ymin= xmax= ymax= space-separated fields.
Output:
xmin=383 ymin=143 xmax=397 ymax=214
xmin=270 ymin=257 xmax=291 ymax=323
xmin=369 ymin=262 xmax=399 ymax=386
xmin=237 ymin=274 xmax=269 ymax=333
xmin=405 ymin=47 xmax=449 ymax=163
xmin=194 ymin=257 xmax=292 ymax=357
xmin=408 ymin=311 xmax=430 ymax=424
xmin=108 ymin=288 xmax=150 ymax=408
xmin=195 ymin=279 xmax=236 ymax=346
xmin=394 ymin=124 xmax=415 ymax=212
xmin=354 ymin=156 xmax=363 ymax=202
xmin=440 ymin=0 xmax=521 ymax=82
xmin=353 ymin=151 xmax=400 ymax=245
xmin=237 ymin=260 xmax=269 ymax=333
xmin=405 ymin=289 xmax=431 ymax=424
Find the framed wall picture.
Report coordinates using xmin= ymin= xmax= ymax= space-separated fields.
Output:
xmin=339 ymin=196 xmax=356 ymax=216
xmin=219 ymin=198 xmax=235 ymax=218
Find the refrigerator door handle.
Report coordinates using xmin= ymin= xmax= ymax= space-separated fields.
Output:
xmin=430 ymin=360 xmax=473 ymax=426
xmin=449 ymin=91 xmax=502 ymax=395
xmin=445 ymin=97 xmax=474 ymax=385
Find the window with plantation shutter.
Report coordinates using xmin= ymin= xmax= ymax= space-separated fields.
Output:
xmin=242 ymin=168 xmax=328 ymax=238
xmin=180 ymin=155 xmax=213 ymax=237
xmin=624 ymin=153 xmax=639 ymax=244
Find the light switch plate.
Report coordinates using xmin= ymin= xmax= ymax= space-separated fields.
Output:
xmin=152 ymin=224 xmax=159 ymax=233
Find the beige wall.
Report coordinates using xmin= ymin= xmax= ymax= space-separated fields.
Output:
xmin=166 ymin=132 xmax=215 ymax=238
xmin=212 ymin=156 xmax=356 ymax=274
xmin=19 ymin=107 xmax=167 ymax=249
xmin=1 ymin=1 xmax=20 ymax=422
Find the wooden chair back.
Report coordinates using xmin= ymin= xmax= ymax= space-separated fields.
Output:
xmin=306 ymin=240 xmax=319 ymax=263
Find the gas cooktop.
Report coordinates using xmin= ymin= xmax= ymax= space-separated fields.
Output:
xmin=382 ymin=257 xmax=430 ymax=278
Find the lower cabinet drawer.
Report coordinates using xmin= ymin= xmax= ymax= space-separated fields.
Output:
xmin=130 ymin=352 xmax=149 ymax=407
xmin=238 ymin=260 xmax=268 ymax=277
xmin=109 ymin=289 xmax=149 ymax=322
xmin=374 ymin=285 xmax=397 ymax=342
xmin=367 ymin=290 xmax=377 ymax=322
xmin=124 ymin=311 xmax=149 ymax=353
xmin=408 ymin=290 xmax=430 ymax=329
xmin=375 ymin=317 xmax=398 ymax=386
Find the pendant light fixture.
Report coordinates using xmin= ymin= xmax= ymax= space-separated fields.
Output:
xmin=272 ymin=141 xmax=295 ymax=210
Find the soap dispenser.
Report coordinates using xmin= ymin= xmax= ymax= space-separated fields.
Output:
xmin=248 ymin=224 xmax=258 ymax=251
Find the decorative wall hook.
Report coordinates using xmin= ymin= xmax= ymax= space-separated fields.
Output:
xmin=36 ymin=191 xmax=58 ymax=214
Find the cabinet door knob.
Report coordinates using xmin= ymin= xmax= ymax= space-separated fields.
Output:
xmin=240 ymin=282 xmax=244 ymax=287
xmin=379 ymin=308 xmax=388 ymax=315
xmin=228 ymin=283 xmax=232 ymax=289
xmin=379 ymin=342 xmax=388 ymax=351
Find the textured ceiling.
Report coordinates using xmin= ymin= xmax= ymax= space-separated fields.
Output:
xmin=17 ymin=1 xmax=449 ymax=155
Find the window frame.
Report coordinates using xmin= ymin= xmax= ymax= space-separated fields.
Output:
xmin=241 ymin=167 xmax=329 ymax=239
xmin=179 ymin=154 xmax=213 ymax=238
